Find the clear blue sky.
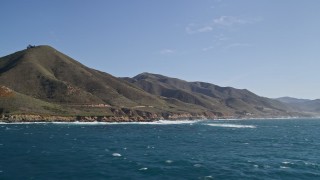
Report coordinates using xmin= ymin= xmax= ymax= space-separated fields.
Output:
xmin=1 ymin=0 xmax=320 ymax=99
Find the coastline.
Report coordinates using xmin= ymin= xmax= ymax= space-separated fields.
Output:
xmin=0 ymin=112 xmax=213 ymax=123
xmin=0 ymin=113 xmax=314 ymax=123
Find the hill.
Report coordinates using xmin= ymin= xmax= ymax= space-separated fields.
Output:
xmin=0 ymin=45 xmax=310 ymax=121
xmin=123 ymin=73 xmax=302 ymax=117
xmin=0 ymin=46 xmax=164 ymax=106
xmin=0 ymin=46 xmax=212 ymax=121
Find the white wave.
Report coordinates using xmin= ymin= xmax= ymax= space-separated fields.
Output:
xmin=0 ymin=120 xmax=203 ymax=125
xmin=206 ymin=123 xmax=256 ymax=128
xmin=165 ymin=160 xmax=173 ymax=164
xmin=112 ymin=153 xmax=122 ymax=157
xmin=52 ymin=121 xmax=108 ymax=125
xmin=280 ymin=166 xmax=290 ymax=169
xmin=282 ymin=161 xmax=294 ymax=165
xmin=0 ymin=122 xmax=50 ymax=125
xmin=0 ymin=119 xmax=261 ymax=125
xmin=215 ymin=117 xmax=305 ymax=121
xmin=139 ymin=167 xmax=148 ymax=171
xmin=215 ymin=118 xmax=241 ymax=121
xmin=0 ymin=121 xmax=106 ymax=125
xmin=107 ymin=120 xmax=202 ymax=125
xmin=193 ymin=164 xmax=203 ymax=168
xmin=304 ymin=161 xmax=318 ymax=166
xmin=203 ymin=175 xmax=214 ymax=179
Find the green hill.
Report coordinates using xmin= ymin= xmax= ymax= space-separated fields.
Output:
xmin=0 ymin=45 xmax=309 ymax=121
xmin=0 ymin=86 xmax=65 ymax=115
xmin=0 ymin=46 xmax=209 ymax=120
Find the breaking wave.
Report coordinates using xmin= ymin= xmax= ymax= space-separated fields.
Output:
xmin=206 ymin=123 xmax=256 ymax=128
xmin=0 ymin=120 xmax=203 ymax=125
xmin=107 ymin=120 xmax=202 ymax=125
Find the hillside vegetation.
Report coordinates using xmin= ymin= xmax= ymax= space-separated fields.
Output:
xmin=0 ymin=45 xmax=310 ymax=121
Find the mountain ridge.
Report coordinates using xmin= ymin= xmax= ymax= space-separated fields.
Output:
xmin=123 ymin=72 xmax=303 ymax=118
xmin=0 ymin=45 xmax=314 ymax=122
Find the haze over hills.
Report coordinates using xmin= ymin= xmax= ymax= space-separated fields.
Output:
xmin=0 ymin=45 xmax=315 ymax=121
xmin=277 ymin=97 xmax=320 ymax=115
xmin=276 ymin=97 xmax=311 ymax=104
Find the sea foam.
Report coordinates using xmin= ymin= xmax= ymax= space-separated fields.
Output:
xmin=138 ymin=167 xmax=148 ymax=171
xmin=206 ymin=123 xmax=256 ymax=128
xmin=112 ymin=153 xmax=122 ymax=157
xmin=107 ymin=120 xmax=202 ymax=125
xmin=0 ymin=120 xmax=202 ymax=125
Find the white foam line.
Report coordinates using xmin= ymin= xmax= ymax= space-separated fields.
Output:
xmin=0 ymin=122 xmax=49 ymax=125
xmin=0 ymin=121 xmax=107 ymax=125
xmin=51 ymin=121 xmax=108 ymax=125
xmin=107 ymin=120 xmax=202 ymax=125
xmin=215 ymin=118 xmax=241 ymax=121
xmin=0 ymin=120 xmax=203 ymax=125
xmin=215 ymin=117 xmax=311 ymax=121
xmin=112 ymin=153 xmax=122 ymax=157
xmin=206 ymin=123 xmax=256 ymax=128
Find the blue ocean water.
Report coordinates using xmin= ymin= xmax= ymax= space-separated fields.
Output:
xmin=0 ymin=119 xmax=320 ymax=179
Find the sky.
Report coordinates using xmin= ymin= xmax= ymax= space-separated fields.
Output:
xmin=1 ymin=0 xmax=320 ymax=99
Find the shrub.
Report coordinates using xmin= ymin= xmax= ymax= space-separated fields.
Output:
xmin=27 ymin=44 xmax=36 ymax=49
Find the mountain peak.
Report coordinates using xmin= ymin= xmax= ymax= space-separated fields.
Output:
xmin=24 ymin=45 xmax=57 ymax=53
xmin=0 ymin=47 xmax=173 ymax=111
xmin=26 ymin=45 xmax=62 ymax=55
xmin=16 ymin=45 xmax=81 ymax=68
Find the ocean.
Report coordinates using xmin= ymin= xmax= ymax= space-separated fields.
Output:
xmin=0 ymin=119 xmax=320 ymax=179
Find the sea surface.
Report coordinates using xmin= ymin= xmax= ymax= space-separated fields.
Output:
xmin=1 ymin=118 xmax=320 ymax=179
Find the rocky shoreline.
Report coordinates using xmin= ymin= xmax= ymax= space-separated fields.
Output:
xmin=0 ymin=112 xmax=217 ymax=123
xmin=0 ymin=112 xmax=306 ymax=123
xmin=0 ymin=105 xmax=308 ymax=123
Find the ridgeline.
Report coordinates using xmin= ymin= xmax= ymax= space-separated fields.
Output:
xmin=0 ymin=45 xmax=313 ymax=122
